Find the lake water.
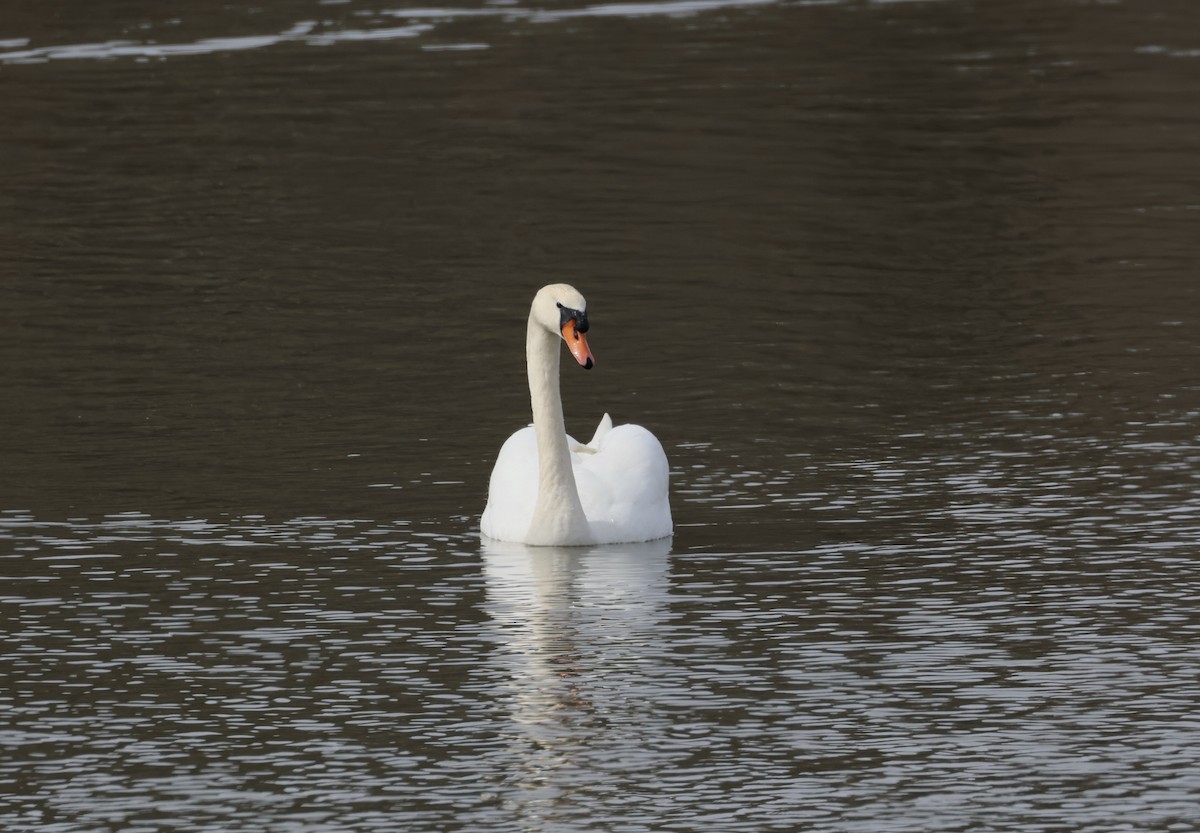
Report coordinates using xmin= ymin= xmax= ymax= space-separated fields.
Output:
xmin=3 ymin=0 xmax=1200 ymax=830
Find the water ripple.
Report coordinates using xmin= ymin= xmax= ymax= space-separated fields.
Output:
xmin=2 ymin=475 xmax=1198 ymax=832
xmin=0 ymin=0 xmax=802 ymax=65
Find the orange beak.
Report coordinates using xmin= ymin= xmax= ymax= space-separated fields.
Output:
xmin=561 ymin=320 xmax=594 ymax=369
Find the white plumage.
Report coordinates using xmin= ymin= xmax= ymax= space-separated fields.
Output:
xmin=480 ymin=285 xmax=673 ymax=546
xmin=481 ymin=415 xmax=672 ymax=545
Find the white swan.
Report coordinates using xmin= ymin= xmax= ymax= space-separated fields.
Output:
xmin=480 ymin=284 xmax=672 ymax=546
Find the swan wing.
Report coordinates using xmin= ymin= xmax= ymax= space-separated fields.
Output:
xmin=480 ymin=426 xmax=539 ymax=542
xmin=573 ymin=423 xmax=673 ymax=544
xmin=586 ymin=412 xmax=613 ymax=448
xmin=482 ymin=425 xmax=587 ymax=542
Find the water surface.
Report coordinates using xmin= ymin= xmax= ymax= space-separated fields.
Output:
xmin=2 ymin=0 xmax=1200 ymax=830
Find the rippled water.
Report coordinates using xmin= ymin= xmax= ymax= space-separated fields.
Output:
xmin=4 ymin=0 xmax=1200 ymax=829
xmin=4 ymin=472 xmax=1200 ymax=831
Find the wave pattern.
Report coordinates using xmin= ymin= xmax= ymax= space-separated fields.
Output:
xmin=0 ymin=0 xmax=799 ymax=64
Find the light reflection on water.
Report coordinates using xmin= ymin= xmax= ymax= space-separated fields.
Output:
xmin=3 ymin=440 xmax=1200 ymax=832
xmin=0 ymin=0 xmax=793 ymax=65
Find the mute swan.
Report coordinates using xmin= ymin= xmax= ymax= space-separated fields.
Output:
xmin=479 ymin=284 xmax=672 ymax=546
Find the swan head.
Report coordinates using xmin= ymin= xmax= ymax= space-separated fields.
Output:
xmin=532 ymin=283 xmax=594 ymax=370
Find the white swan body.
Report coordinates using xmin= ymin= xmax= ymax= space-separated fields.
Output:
xmin=480 ymin=284 xmax=672 ymax=546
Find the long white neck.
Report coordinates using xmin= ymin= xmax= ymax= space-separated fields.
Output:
xmin=525 ymin=313 xmax=593 ymax=546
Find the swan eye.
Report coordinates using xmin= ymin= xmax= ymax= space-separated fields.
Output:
xmin=558 ymin=304 xmax=589 ymax=334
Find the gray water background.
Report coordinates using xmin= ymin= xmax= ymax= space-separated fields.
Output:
xmin=2 ymin=0 xmax=1200 ymax=830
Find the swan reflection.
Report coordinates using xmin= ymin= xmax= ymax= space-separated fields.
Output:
xmin=479 ymin=537 xmax=673 ymax=806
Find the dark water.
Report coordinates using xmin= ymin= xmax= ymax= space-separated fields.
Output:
xmin=3 ymin=0 xmax=1200 ymax=830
